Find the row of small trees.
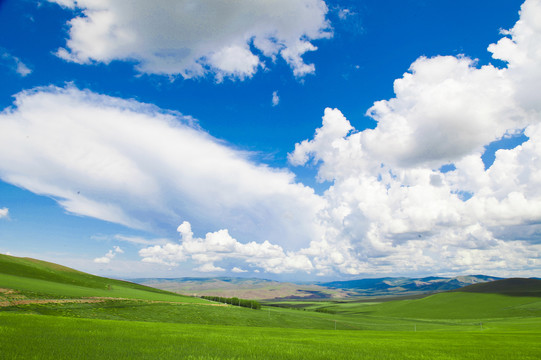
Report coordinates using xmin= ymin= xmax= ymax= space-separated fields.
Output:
xmin=201 ymin=296 xmax=261 ymax=310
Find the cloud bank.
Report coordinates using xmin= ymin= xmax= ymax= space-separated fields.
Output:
xmin=48 ymin=0 xmax=331 ymax=80
xmin=287 ymin=0 xmax=541 ymax=277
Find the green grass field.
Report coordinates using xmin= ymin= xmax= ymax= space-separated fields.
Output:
xmin=1 ymin=254 xmax=541 ymax=359
xmin=1 ymin=313 xmax=540 ymax=360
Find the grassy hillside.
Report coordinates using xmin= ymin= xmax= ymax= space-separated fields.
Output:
xmin=343 ymin=292 xmax=541 ymax=319
xmin=0 ymin=254 xmax=204 ymax=302
xmin=454 ymin=278 xmax=541 ymax=296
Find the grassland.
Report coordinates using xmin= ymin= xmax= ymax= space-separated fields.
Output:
xmin=1 ymin=254 xmax=541 ymax=359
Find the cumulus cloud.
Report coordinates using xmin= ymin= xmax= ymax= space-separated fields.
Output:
xmin=232 ymin=267 xmax=248 ymax=273
xmin=47 ymin=0 xmax=331 ymax=80
xmin=139 ymin=221 xmax=314 ymax=274
xmin=488 ymin=0 xmax=541 ymax=112
xmin=1 ymin=50 xmax=32 ymax=77
xmin=94 ymin=246 xmax=123 ymax=264
xmin=0 ymin=85 xmax=324 ymax=249
xmin=0 ymin=208 xmax=8 ymax=219
xmin=287 ymin=0 xmax=541 ymax=277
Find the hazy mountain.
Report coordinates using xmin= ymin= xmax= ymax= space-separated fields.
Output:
xmin=131 ymin=277 xmax=351 ymax=300
xmin=131 ymin=275 xmax=503 ymax=300
xmin=319 ymin=275 xmax=502 ymax=295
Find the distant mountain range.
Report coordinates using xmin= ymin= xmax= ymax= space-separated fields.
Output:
xmin=318 ymin=275 xmax=503 ymax=295
xmin=131 ymin=277 xmax=351 ymax=300
xmin=131 ymin=275 xmax=505 ymax=300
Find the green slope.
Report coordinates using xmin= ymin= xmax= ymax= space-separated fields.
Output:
xmin=317 ymin=278 xmax=541 ymax=320
xmin=0 ymin=254 xmax=204 ymax=302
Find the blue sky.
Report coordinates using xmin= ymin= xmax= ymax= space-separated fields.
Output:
xmin=1 ymin=0 xmax=540 ymax=280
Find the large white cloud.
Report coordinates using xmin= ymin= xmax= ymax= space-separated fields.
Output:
xmin=0 ymin=85 xmax=324 ymax=249
xmin=288 ymin=0 xmax=541 ymax=277
xmin=48 ymin=0 xmax=331 ymax=79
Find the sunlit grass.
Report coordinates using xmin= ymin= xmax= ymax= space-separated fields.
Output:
xmin=1 ymin=313 xmax=540 ymax=360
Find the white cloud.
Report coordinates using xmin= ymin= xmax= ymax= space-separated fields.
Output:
xmin=140 ymin=221 xmax=315 ymax=274
xmin=93 ymin=253 xmax=112 ymax=264
xmin=0 ymin=85 xmax=324 ymax=250
xmin=290 ymin=56 xmax=525 ymax=175
xmin=287 ymin=0 xmax=541 ymax=277
xmin=272 ymin=91 xmax=280 ymax=107
xmin=47 ymin=0 xmax=331 ymax=79
xmin=232 ymin=267 xmax=248 ymax=273
xmin=196 ymin=263 xmax=225 ymax=273
xmin=0 ymin=208 xmax=8 ymax=219
xmin=337 ymin=8 xmax=354 ymax=20
xmin=488 ymin=0 xmax=541 ymax=112
xmin=94 ymin=246 xmax=123 ymax=264
xmin=1 ymin=50 xmax=32 ymax=77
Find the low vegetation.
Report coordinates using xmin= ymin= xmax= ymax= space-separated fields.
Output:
xmin=201 ymin=295 xmax=261 ymax=309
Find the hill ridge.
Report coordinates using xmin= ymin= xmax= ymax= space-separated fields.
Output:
xmin=453 ymin=277 xmax=541 ymax=297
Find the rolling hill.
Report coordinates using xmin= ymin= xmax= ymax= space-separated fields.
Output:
xmin=0 ymin=253 xmax=204 ymax=302
xmin=453 ymin=278 xmax=541 ymax=296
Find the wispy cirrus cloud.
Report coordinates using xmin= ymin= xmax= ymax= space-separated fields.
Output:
xmin=114 ymin=235 xmax=170 ymax=247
